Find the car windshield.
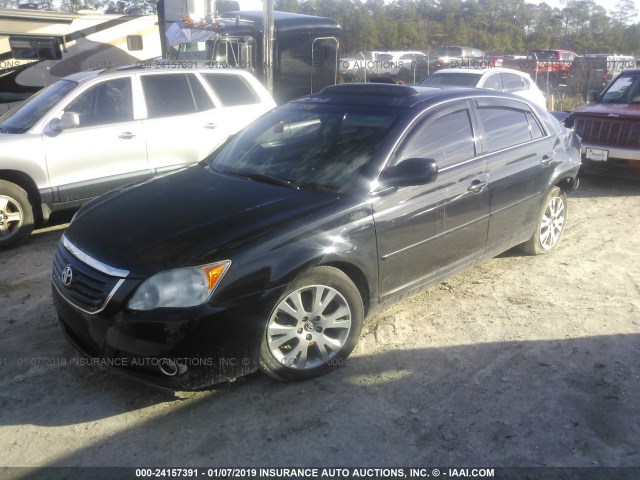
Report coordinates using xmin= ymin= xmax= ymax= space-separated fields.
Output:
xmin=600 ymin=74 xmax=640 ymax=104
xmin=0 ymin=79 xmax=78 ymax=134
xmin=210 ymin=103 xmax=400 ymax=193
xmin=420 ymin=73 xmax=480 ymax=87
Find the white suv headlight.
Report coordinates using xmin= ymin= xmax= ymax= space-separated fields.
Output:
xmin=128 ymin=261 xmax=231 ymax=311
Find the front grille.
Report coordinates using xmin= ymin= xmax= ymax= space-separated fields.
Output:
xmin=575 ymin=117 xmax=640 ymax=148
xmin=52 ymin=240 xmax=125 ymax=314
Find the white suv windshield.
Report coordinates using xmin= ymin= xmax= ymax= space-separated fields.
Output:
xmin=0 ymin=79 xmax=78 ymax=134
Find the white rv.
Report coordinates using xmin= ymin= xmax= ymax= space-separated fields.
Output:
xmin=0 ymin=8 xmax=161 ymax=111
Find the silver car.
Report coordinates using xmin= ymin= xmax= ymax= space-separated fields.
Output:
xmin=0 ymin=64 xmax=276 ymax=248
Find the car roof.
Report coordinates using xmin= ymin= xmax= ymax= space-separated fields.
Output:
xmin=431 ymin=67 xmax=530 ymax=76
xmin=64 ymin=70 xmax=102 ymax=82
xmin=580 ymin=53 xmax=635 ymax=58
xmin=62 ymin=63 xmax=259 ymax=84
xmin=296 ymin=83 xmax=517 ymax=109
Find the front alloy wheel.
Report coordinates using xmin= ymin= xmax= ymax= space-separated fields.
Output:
xmin=260 ymin=267 xmax=363 ymax=382
xmin=522 ymin=186 xmax=567 ymax=255
xmin=540 ymin=194 xmax=565 ymax=250
xmin=0 ymin=180 xmax=34 ymax=250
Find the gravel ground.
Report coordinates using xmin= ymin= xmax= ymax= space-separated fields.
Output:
xmin=0 ymin=173 xmax=639 ymax=478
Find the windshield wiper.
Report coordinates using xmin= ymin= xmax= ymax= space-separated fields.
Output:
xmin=221 ymin=169 xmax=300 ymax=190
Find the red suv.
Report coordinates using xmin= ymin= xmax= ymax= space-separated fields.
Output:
xmin=502 ymin=49 xmax=577 ymax=87
xmin=570 ymin=68 xmax=640 ymax=170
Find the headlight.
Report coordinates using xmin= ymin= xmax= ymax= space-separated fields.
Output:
xmin=128 ymin=261 xmax=231 ymax=310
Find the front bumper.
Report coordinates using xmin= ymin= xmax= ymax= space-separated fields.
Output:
xmin=53 ymin=280 xmax=277 ymax=391
xmin=581 ymin=143 xmax=640 ymax=163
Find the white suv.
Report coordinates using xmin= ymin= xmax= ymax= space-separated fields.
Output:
xmin=0 ymin=64 xmax=276 ymax=248
xmin=419 ymin=67 xmax=547 ymax=110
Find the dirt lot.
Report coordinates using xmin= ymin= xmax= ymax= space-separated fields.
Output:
xmin=1 ymin=173 xmax=639 ymax=477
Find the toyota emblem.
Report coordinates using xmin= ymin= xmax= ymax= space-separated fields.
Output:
xmin=61 ymin=266 xmax=74 ymax=287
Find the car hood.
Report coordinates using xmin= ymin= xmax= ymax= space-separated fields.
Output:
xmin=573 ymin=102 xmax=640 ymax=120
xmin=66 ymin=164 xmax=340 ymax=275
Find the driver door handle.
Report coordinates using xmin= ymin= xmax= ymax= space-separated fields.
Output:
xmin=118 ymin=132 xmax=136 ymax=139
xmin=468 ymin=180 xmax=487 ymax=193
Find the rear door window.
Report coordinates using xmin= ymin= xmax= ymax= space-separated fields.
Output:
xmin=526 ymin=112 xmax=545 ymax=140
xmin=202 ymin=74 xmax=260 ymax=106
xmin=141 ymin=73 xmax=201 ymax=118
xmin=187 ymin=74 xmax=214 ymax=111
xmin=474 ymin=99 xmax=543 ymax=152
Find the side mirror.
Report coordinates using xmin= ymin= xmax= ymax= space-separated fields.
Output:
xmin=378 ymin=158 xmax=438 ymax=188
xmin=586 ymin=90 xmax=598 ymax=103
xmin=51 ymin=112 xmax=79 ymax=132
xmin=563 ymin=113 xmax=574 ymax=129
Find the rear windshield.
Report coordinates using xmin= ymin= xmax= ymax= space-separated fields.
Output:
xmin=420 ymin=72 xmax=481 ymax=87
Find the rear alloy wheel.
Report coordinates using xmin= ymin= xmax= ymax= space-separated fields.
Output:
xmin=260 ymin=266 xmax=364 ymax=382
xmin=0 ymin=180 xmax=34 ymax=250
xmin=521 ymin=186 xmax=567 ymax=255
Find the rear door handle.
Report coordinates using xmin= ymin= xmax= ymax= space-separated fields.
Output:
xmin=118 ymin=132 xmax=135 ymax=139
xmin=204 ymin=123 xmax=218 ymax=129
xmin=541 ymin=155 xmax=552 ymax=166
xmin=468 ymin=180 xmax=487 ymax=193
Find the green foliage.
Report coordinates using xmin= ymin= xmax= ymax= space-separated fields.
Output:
xmin=287 ymin=0 xmax=640 ymax=56
xmin=15 ymin=0 xmax=639 ymax=55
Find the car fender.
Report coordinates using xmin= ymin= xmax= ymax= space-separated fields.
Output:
xmin=0 ymin=133 xmax=49 ymax=190
xmin=212 ymin=199 xmax=379 ymax=314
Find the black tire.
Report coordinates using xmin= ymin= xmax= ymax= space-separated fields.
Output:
xmin=521 ymin=186 xmax=567 ymax=255
xmin=0 ymin=180 xmax=34 ymax=250
xmin=259 ymin=266 xmax=364 ymax=382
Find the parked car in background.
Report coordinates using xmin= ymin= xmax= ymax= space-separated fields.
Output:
xmin=0 ymin=64 xmax=276 ymax=249
xmin=391 ymin=52 xmax=429 ymax=83
xmin=52 ymin=83 xmax=580 ymax=390
xmin=488 ymin=55 xmax=526 ymax=68
xmin=502 ymin=49 xmax=577 ymax=88
xmin=568 ymin=54 xmax=635 ymax=97
xmin=568 ymin=68 xmax=640 ymax=170
xmin=419 ymin=67 xmax=547 ymax=110
xmin=429 ymin=45 xmax=485 ymax=71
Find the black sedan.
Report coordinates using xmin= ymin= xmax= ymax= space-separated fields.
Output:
xmin=52 ymin=84 xmax=581 ymax=390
